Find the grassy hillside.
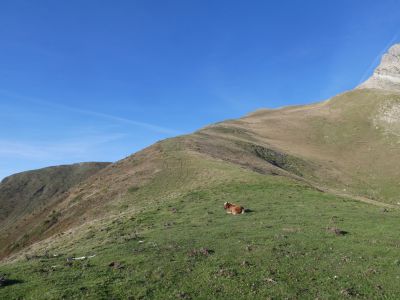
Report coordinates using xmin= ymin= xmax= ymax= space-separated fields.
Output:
xmin=0 ymin=163 xmax=110 ymax=258
xmin=198 ymin=89 xmax=400 ymax=204
xmin=2 ymin=88 xmax=400 ymax=298
xmin=1 ymin=150 xmax=400 ymax=299
xmin=0 ymin=163 xmax=110 ymax=223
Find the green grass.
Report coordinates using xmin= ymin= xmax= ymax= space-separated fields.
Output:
xmin=2 ymin=171 xmax=400 ymax=299
xmin=5 ymin=89 xmax=400 ymax=299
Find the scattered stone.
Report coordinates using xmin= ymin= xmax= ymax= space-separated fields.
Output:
xmin=327 ymin=227 xmax=348 ymax=236
xmin=188 ymin=248 xmax=213 ymax=257
xmin=245 ymin=245 xmax=253 ymax=252
xmin=215 ymin=267 xmax=237 ymax=278
xmin=241 ymin=260 xmax=250 ymax=267
xmin=341 ymin=256 xmax=351 ymax=262
xmin=264 ymin=277 xmax=277 ymax=285
xmin=121 ymin=232 xmax=140 ymax=242
xmin=74 ymin=256 xmax=87 ymax=261
xmin=340 ymin=287 xmax=360 ymax=297
xmin=66 ymin=254 xmax=96 ymax=261
xmin=164 ymin=222 xmax=175 ymax=228
xmin=365 ymin=268 xmax=378 ymax=275
xmin=171 ymin=208 xmax=178 ymax=213
xmin=176 ymin=291 xmax=191 ymax=299
xmin=108 ymin=261 xmax=124 ymax=270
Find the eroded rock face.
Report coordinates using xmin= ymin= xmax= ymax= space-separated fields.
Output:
xmin=358 ymin=44 xmax=400 ymax=92
xmin=373 ymin=98 xmax=400 ymax=137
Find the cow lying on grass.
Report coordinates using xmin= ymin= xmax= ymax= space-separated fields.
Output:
xmin=224 ymin=202 xmax=245 ymax=215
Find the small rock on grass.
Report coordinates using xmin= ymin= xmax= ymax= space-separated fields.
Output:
xmin=108 ymin=261 xmax=124 ymax=269
xmin=188 ymin=248 xmax=214 ymax=257
xmin=327 ymin=227 xmax=348 ymax=236
xmin=340 ymin=287 xmax=360 ymax=297
xmin=176 ymin=291 xmax=191 ymax=299
xmin=264 ymin=277 xmax=277 ymax=285
xmin=241 ymin=260 xmax=251 ymax=267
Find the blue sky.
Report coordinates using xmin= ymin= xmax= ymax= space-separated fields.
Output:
xmin=1 ymin=0 xmax=400 ymax=180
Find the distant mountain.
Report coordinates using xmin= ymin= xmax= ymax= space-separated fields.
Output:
xmin=3 ymin=44 xmax=400 ymax=259
xmin=2 ymin=44 xmax=400 ymax=299
xmin=0 ymin=162 xmax=110 ymax=257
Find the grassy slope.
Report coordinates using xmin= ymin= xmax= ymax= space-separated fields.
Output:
xmin=3 ymin=89 xmax=400 ymax=298
xmin=2 ymin=147 xmax=400 ymax=299
xmin=4 ymin=89 xmax=400 ymax=261
xmin=199 ymin=89 xmax=400 ymax=204
xmin=0 ymin=163 xmax=111 ymax=258
xmin=0 ymin=162 xmax=110 ymax=224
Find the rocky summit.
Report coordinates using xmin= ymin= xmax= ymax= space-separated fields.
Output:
xmin=358 ymin=43 xmax=400 ymax=92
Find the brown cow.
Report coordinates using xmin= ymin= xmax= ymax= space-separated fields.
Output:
xmin=224 ymin=202 xmax=245 ymax=215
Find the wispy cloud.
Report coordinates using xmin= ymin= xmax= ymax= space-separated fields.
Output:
xmin=0 ymin=134 xmax=125 ymax=160
xmin=358 ymin=33 xmax=399 ymax=85
xmin=0 ymin=89 xmax=181 ymax=135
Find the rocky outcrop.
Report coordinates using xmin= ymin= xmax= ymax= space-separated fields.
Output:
xmin=358 ymin=44 xmax=400 ymax=92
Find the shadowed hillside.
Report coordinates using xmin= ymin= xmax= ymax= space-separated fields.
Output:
xmin=0 ymin=163 xmax=110 ymax=257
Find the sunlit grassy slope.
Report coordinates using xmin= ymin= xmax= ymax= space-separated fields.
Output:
xmin=3 ymin=88 xmax=400 ymax=299
xmin=2 ymin=147 xmax=400 ymax=299
xmin=199 ymin=89 xmax=400 ymax=204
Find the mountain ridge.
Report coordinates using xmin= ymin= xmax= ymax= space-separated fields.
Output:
xmin=358 ymin=43 xmax=400 ymax=92
xmin=3 ymin=87 xmax=400 ymax=260
xmin=0 ymin=162 xmax=110 ymax=258
xmin=3 ymin=43 xmax=400 ymax=299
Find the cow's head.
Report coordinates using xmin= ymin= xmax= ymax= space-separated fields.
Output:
xmin=224 ymin=202 xmax=231 ymax=209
